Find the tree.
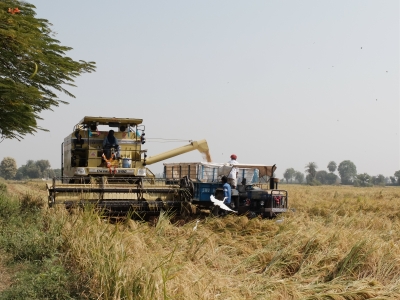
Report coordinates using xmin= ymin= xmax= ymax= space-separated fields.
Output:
xmin=355 ymin=173 xmax=372 ymax=187
xmin=48 ymin=168 xmax=61 ymax=178
xmin=0 ymin=1 xmax=95 ymax=140
xmin=0 ymin=157 xmax=17 ymax=179
xmin=327 ymin=161 xmax=337 ymax=173
xmin=283 ymin=168 xmax=296 ymax=183
xmin=337 ymin=160 xmax=357 ymax=185
xmin=305 ymin=162 xmax=317 ymax=183
xmin=372 ymin=174 xmax=386 ymax=187
xmin=394 ymin=171 xmax=400 ymax=185
xmin=15 ymin=159 xmax=38 ymax=179
xmin=35 ymin=159 xmax=51 ymax=177
xmin=295 ymin=171 xmax=304 ymax=184
xmin=325 ymin=173 xmax=338 ymax=185
xmin=316 ymin=170 xmax=328 ymax=184
xmin=14 ymin=159 xmax=55 ymax=179
xmin=390 ymin=176 xmax=396 ymax=184
xmin=14 ymin=167 xmax=25 ymax=180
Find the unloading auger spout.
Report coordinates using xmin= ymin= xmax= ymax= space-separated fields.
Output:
xmin=144 ymin=139 xmax=210 ymax=165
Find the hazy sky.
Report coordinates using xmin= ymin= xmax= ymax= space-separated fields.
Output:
xmin=1 ymin=0 xmax=399 ymax=178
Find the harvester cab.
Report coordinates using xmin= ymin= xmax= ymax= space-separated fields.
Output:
xmin=64 ymin=116 xmax=148 ymax=180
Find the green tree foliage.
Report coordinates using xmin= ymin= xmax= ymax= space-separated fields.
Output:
xmin=325 ymin=173 xmax=338 ymax=185
xmin=15 ymin=159 xmax=52 ymax=179
xmin=337 ymin=160 xmax=357 ymax=185
xmin=394 ymin=171 xmax=400 ymax=185
xmin=316 ymin=170 xmax=328 ymax=184
xmin=327 ymin=161 xmax=337 ymax=173
xmin=372 ymin=174 xmax=386 ymax=187
xmin=0 ymin=156 xmax=17 ymax=179
xmin=306 ymin=174 xmax=321 ymax=185
xmin=50 ymin=168 xmax=61 ymax=178
xmin=0 ymin=1 xmax=95 ymax=140
xmin=295 ymin=171 xmax=304 ymax=184
xmin=283 ymin=168 xmax=296 ymax=183
xmin=354 ymin=173 xmax=372 ymax=187
xmin=305 ymin=162 xmax=317 ymax=183
xmin=35 ymin=159 xmax=50 ymax=174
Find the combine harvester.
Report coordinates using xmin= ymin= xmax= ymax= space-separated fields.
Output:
xmin=47 ymin=116 xmax=288 ymax=218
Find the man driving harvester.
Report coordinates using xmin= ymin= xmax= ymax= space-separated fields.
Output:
xmin=103 ymin=130 xmax=121 ymax=159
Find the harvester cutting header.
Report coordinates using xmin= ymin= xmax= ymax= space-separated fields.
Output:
xmin=47 ymin=116 xmax=288 ymax=219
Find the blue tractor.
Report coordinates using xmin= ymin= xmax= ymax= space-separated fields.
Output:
xmin=164 ymin=162 xmax=288 ymax=218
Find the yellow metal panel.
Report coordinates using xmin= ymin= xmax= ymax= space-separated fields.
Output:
xmin=78 ymin=116 xmax=143 ymax=126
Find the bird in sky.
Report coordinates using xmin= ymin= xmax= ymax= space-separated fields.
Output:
xmin=193 ymin=219 xmax=200 ymax=231
xmin=210 ymin=195 xmax=238 ymax=213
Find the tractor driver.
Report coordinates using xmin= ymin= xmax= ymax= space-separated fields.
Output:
xmin=103 ymin=130 xmax=121 ymax=159
xmin=221 ymin=176 xmax=232 ymax=207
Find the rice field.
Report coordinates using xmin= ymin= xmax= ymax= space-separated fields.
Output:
xmin=2 ymin=182 xmax=400 ymax=299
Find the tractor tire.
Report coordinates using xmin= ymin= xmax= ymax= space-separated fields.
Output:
xmin=247 ymin=211 xmax=257 ymax=219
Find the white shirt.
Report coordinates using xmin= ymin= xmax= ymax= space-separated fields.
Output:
xmin=227 ymin=159 xmax=238 ymax=179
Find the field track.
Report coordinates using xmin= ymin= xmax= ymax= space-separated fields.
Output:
xmin=0 ymin=180 xmax=48 ymax=294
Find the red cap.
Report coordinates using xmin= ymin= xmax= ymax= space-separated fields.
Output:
xmin=230 ymin=154 xmax=237 ymax=160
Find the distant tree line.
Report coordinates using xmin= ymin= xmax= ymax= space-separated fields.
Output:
xmin=283 ymin=160 xmax=400 ymax=187
xmin=0 ymin=157 xmax=61 ymax=180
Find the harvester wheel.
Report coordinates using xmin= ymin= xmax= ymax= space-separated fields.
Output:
xmin=48 ymin=196 xmax=55 ymax=208
xmin=180 ymin=202 xmax=193 ymax=217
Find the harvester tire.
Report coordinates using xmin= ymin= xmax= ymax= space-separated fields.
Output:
xmin=180 ymin=202 xmax=194 ymax=217
xmin=48 ymin=196 xmax=55 ymax=208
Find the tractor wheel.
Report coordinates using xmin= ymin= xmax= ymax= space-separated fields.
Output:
xmin=210 ymin=206 xmax=220 ymax=217
xmin=247 ymin=211 xmax=257 ymax=219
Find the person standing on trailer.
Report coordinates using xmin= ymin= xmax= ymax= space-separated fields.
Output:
xmin=227 ymin=154 xmax=239 ymax=189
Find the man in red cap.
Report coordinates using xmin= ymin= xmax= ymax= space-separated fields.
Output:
xmin=227 ymin=154 xmax=239 ymax=189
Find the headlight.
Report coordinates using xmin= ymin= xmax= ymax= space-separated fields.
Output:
xmin=74 ymin=167 xmax=87 ymax=175
xmin=137 ymin=168 xmax=146 ymax=176
xmin=260 ymin=201 xmax=265 ymax=206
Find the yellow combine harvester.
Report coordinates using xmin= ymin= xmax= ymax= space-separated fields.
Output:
xmin=46 ymin=116 xmax=210 ymax=215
